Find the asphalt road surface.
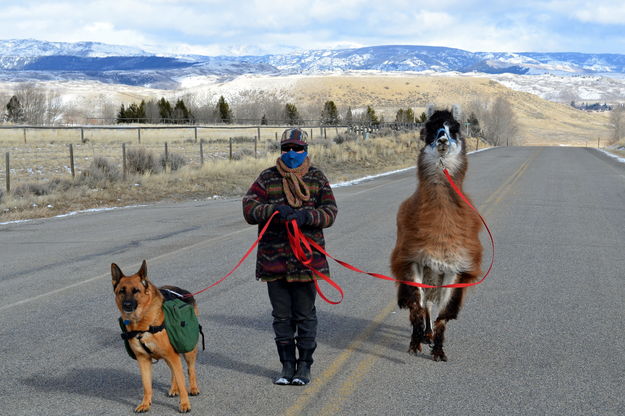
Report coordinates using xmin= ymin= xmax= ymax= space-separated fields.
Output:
xmin=1 ymin=146 xmax=624 ymax=416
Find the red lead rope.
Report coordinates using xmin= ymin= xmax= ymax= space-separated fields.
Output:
xmin=286 ymin=168 xmax=495 ymax=304
xmin=189 ymin=168 xmax=494 ymax=303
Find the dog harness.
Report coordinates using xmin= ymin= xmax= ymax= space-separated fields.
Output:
xmin=119 ymin=318 xmax=166 ymax=359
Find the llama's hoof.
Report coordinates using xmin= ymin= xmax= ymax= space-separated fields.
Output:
xmin=431 ymin=348 xmax=447 ymax=362
xmin=408 ymin=342 xmax=422 ymax=354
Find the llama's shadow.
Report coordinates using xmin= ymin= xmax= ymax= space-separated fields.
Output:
xmin=204 ymin=310 xmax=409 ymax=365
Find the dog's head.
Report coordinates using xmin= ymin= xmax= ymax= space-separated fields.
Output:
xmin=112 ymin=260 xmax=154 ymax=320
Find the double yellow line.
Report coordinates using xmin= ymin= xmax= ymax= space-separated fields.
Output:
xmin=284 ymin=148 xmax=542 ymax=416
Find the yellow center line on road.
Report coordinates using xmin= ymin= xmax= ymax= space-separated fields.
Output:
xmin=287 ymin=148 xmax=542 ymax=416
xmin=284 ymin=300 xmax=397 ymax=416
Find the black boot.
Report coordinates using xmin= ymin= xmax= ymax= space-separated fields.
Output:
xmin=273 ymin=341 xmax=296 ymax=385
xmin=292 ymin=345 xmax=315 ymax=386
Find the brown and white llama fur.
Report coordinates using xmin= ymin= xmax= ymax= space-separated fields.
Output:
xmin=390 ymin=109 xmax=482 ymax=362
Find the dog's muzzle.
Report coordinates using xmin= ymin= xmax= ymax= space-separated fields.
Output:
xmin=122 ymin=299 xmax=137 ymax=312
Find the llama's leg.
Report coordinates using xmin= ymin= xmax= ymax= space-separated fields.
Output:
xmin=408 ymin=300 xmax=427 ymax=354
xmin=431 ymin=286 xmax=465 ymax=362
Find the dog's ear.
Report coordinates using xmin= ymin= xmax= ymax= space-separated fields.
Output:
xmin=138 ymin=260 xmax=149 ymax=288
xmin=111 ymin=263 xmax=124 ymax=288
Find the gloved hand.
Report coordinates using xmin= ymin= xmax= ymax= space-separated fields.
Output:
xmin=275 ymin=204 xmax=295 ymax=221
xmin=286 ymin=209 xmax=311 ymax=227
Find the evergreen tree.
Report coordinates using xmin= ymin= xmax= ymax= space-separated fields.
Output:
xmin=395 ymin=109 xmax=405 ymax=123
xmin=173 ymin=99 xmax=192 ymax=123
xmin=285 ymin=103 xmax=300 ymax=125
xmin=117 ymin=104 xmax=127 ymax=123
xmin=321 ymin=100 xmax=339 ymax=125
xmin=405 ymin=108 xmax=415 ymax=123
xmin=365 ymin=106 xmax=379 ymax=126
xmin=418 ymin=112 xmax=427 ymax=123
xmin=345 ymin=107 xmax=353 ymax=126
xmin=6 ymin=95 xmax=24 ymax=123
xmin=261 ymin=114 xmax=268 ymax=125
xmin=217 ymin=96 xmax=233 ymax=124
xmin=158 ymin=97 xmax=173 ymax=123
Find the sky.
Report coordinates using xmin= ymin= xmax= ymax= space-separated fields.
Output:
xmin=0 ymin=0 xmax=623 ymax=56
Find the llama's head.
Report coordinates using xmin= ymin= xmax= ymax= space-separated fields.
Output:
xmin=418 ymin=109 xmax=467 ymax=179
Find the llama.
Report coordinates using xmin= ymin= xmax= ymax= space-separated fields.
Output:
xmin=390 ymin=109 xmax=483 ymax=362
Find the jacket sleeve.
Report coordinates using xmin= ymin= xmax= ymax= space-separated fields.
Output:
xmin=242 ymin=176 xmax=276 ymax=225
xmin=307 ymin=171 xmax=337 ymax=229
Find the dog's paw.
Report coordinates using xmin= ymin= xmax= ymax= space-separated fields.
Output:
xmin=167 ymin=389 xmax=179 ymax=398
xmin=134 ymin=401 xmax=151 ymax=413
xmin=178 ymin=401 xmax=191 ymax=413
xmin=189 ymin=387 xmax=200 ymax=396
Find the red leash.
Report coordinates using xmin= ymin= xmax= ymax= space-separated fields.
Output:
xmin=189 ymin=168 xmax=494 ymax=303
xmin=286 ymin=168 xmax=495 ymax=303
xmin=187 ymin=211 xmax=280 ymax=297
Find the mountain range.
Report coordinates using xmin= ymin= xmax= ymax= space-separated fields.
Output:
xmin=1 ymin=39 xmax=624 ymax=89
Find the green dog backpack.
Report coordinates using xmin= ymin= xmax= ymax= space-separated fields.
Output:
xmin=162 ymin=298 xmax=201 ymax=354
xmin=119 ymin=289 xmax=205 ymax=359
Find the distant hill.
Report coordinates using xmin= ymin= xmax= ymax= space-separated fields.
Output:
xmin=0 ymin=39 xmax=624 ymax=88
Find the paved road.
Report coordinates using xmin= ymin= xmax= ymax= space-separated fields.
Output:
xmin=1 ymin=147 xmax=624 ymax=416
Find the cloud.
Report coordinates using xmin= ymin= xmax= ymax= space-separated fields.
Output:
xmin=0 ymin=0 xmax=622 ymax=55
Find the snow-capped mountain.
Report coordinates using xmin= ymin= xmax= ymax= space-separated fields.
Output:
xmin=1 ymin=39 xmax=624 ymax=89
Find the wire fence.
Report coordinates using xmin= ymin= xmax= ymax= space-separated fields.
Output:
xmin=1 ymin=123 xmax=424 ymax=192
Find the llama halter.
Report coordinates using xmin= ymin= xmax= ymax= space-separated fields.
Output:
xmin=430 ymin=124 xmax=457 ymax=148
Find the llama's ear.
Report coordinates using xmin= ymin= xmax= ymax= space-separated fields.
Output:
xmin=419 ymin=127 xmax=426 ymax=142
xmin=452 ymin=104 xmax=462 ymax=121
xmin=111 ymin=263 xmax=124 ymax=288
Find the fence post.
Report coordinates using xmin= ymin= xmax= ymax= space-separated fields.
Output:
xmin=137 ymin=128 xmax=141 ymax=144
xmin=5 ymin=152 xmax=9 ymax=193
xmin=122 ymin=143 xmax=127 ymax=181
xmin=194 ymin=127 xmax=198 ymax=143
xmin=598 ymin=137 xmax=600 ymax=148
xmin=69 ymin=144 xmax=75 ymax=178
xmin=80 ymin=128 xmax=85 ymax=143
xmin=310 ymin=129 xmax=313 ymax=140
xmin=275 ymin=132 xmax=278 ymax=141
xmin=324 ymin=128 xmax=327 ymax=139
xmin=229 ymin=137 xmax=233 ymax=161
xmin=23 ymin=128 xmax=27 ymax=144
xmin=200 ymin=141 xmax=204 ymax=166
xmin=254 ymin=136 xmax=258 ymax=159
xmin=476 ymin=138 xmax=479 ymax=151
xmin=257 ymin=126 xmax=261 ymax=142
xmin=164 ymin=142 xmax=169 ymax=168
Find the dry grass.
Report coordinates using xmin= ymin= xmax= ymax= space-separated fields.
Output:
xmin=291 ymin=75 xmax=611 ymax=146
xmin=3 ymin=130 xmax=483 ymax=222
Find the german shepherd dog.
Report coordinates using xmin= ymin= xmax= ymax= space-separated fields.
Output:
xmin=112 ymin=260 xmax=199 ymax=413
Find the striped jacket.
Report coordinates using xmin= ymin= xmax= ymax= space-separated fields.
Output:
xmin=242 ymin=165 xmax=338 ymax=282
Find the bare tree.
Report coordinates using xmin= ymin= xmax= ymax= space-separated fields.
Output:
xmin=610 ymin=104 xmax=625 ymax=143
xmin=230 ymin=89 xmax=287 ymax=124
xmin=467 ymin=96 xmax=519 ymax=146
xmin=13 ymin=83 xmax=63 ymax=125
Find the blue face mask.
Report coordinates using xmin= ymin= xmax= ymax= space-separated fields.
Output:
xmin=281 ymin=150 xmax=308 ymax=168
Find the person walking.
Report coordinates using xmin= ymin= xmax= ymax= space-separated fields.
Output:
xmin=242 ymin=128 xmax=338 ymax=385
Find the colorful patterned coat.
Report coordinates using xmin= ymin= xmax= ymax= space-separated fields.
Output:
xmin=242 ymin=165 xmax=338 ymax=282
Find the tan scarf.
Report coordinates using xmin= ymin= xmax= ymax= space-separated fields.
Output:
xmin=276 ymin=157 xmax=311 ymax=207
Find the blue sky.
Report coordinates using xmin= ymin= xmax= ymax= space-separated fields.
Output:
xmin=0 ymin=0 xmax=623 ymax=55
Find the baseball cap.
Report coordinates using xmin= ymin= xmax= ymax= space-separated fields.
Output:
xmin=280 ymin=128 xmax=308 ymax=147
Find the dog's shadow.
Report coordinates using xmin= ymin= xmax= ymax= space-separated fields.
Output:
xmin=20 ymin=367 xmax=180 ymax=411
